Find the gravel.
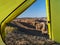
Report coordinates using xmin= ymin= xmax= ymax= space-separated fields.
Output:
xmin=4 ymin=30 xmax=60 ymax=45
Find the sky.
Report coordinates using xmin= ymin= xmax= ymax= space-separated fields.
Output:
xmin=18 ymin=0 xmax=46 ymax=18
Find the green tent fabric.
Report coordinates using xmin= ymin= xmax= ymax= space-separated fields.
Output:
xmin=0 ymin=36 xmax=5 ymax=45
xmin=0 ymin=0 xmax=35 ymax=45
xmin=0 ymin=0 xmax=25 ymax=24
xmin=50 ymin=0 xmax=60 ymax=43
xmin=46 ymin=0 xmax=60 ymax=43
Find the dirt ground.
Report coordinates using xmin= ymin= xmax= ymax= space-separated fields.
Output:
xmin=5 ymin=29 xmax=60 ymax=45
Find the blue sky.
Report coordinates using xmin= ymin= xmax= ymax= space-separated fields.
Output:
xmin=18 ymin=0 xmax=46 ymax=18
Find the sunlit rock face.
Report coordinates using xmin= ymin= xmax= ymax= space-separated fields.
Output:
xmin=12 ymin=17 xmax=48 ymax=34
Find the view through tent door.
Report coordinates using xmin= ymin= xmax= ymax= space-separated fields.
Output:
xmin=3 ymin=0 xmax=50 ymax=45
xmin=1 ymin=0 xmax=60 ymax=45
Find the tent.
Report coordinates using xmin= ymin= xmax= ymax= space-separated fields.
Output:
xmin=0 ymin=0 xmax=35 ymax=45
xmin=46 ymin=0 xmax=60 ymax=43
